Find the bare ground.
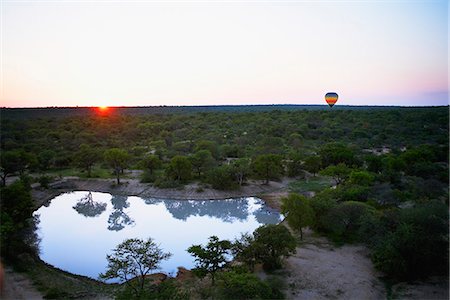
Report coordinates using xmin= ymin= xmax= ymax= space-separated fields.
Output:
xmin=2 ymin=267 xmax=44 ymax=300
xmin=283 ymin=230 xmax=386 ymax=300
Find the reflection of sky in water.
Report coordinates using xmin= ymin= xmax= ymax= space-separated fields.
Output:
xmin=34 ymin=191 xmax=282 ymax=281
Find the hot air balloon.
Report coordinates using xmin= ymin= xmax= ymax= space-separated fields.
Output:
xmin=325 ymin=92 xmax=338 ymax=107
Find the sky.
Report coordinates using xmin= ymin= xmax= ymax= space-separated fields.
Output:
xmin=1 ymin=0 xmax=448 ymax=107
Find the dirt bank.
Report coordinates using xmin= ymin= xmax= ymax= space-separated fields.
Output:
xmin=32 ymin=177 xmax=292 ymax=208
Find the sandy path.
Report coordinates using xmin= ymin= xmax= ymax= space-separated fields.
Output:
xmin=284 ymin=231 xmax=386 ymax=300
xmin=2 ymin=267 xmax=43 ymax=300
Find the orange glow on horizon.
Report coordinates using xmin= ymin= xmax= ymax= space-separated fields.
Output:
xmin=96 ymin=106 xmax=111 ymax=115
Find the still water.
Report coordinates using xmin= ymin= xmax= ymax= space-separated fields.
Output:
xmin=34 ymin=191 xmax=282 ymax=281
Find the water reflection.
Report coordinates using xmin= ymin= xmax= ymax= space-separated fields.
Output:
xmin=73 ymin=192 xmax=107 ymax=217
xmin=253 ymin=207 xmax=280 ymax=224
xmin=162 ymin=199 xmax=249 ymax=222
xmin=107 ymin=195 xmax=135 ymax=231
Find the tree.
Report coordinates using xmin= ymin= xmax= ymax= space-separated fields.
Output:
xmin=0 ymin=151 xmax=21 ymax=186
xmin=319 ymin=143 xmax=358 ymax=168
xmin=281 ymin=194 xmax=314 ymax=240
xmin=167 ymin=155 xmax=192 ymax=182
xmin=187 ymin=236 xmax=232 ymax=285
xmin=252 ymin=154 xmax=283 ymax=184
xmin=217 ymin=269 xmax=282 ymax=300
xmin=190 ymin=150 xmax=215 ymax=177
xmin=194 ymin=140 xmax=221 ymax=160
xmin=303 ymin=155 xmax=322 ymax=176
xmin=372 ymin=201 xmax=449 ymax=280
xmin=99 ymin=238 xmax=172 ymax=296
xmin=74 ymin=144 xmax=100 ymax=177
xmin=365 ymin=155 xmax=383 ymax=173
xmin=0 ymin=179 xmax=36 ymax=257
xmin=320 ymin=163 xmax=352 ymax=185
xmin=348 ymin=170 xmax=375 ymax=186
xmin=104 ymin=148 xmax=129 ymax=184
xmin=286 ymin=153 xmax=304 ymax=177
xmin=253 ymin=224 xmax=296 ymax=271
xmin=38 ymin=149 xmax=56 ymax=170
xmin=323 ymin=201 xmax=376 ymax=241
xmin=141 ymin=154 xmax=162 ymax=175
xmin=206 ymin=165 xmax=237 ymax=190
xmin=231 ymin=158 xmax=251 ymax=186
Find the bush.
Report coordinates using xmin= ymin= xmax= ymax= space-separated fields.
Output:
xmin=153 ymin=178 xmax=181 ymax=189
xmin=217 ymin=270 xmax=284 ymax=299
xmin=206 ymin=165 xmax=237 ymax=190
xmin=372 ymin=201 xmax=449 ymax=280
xmin=38 ymin=175 xmax=53 ymax=189
xmin=322 ymin=201 xmax=376 ymax=242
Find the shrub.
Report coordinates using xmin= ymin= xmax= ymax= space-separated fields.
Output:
xmin=322 ymin=201 xmax=376 ymax=242
xmin=217 ymin=270 xmax=283 ymax=299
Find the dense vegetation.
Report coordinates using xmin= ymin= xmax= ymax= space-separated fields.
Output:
xmin=1 ymin=105 xmax=448 ymax=298
xmin=107 ymin=225 xmax=294 ymax=299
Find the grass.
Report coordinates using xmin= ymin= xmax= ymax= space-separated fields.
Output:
xmin=288 ymin=176 xmax=333 ymax=194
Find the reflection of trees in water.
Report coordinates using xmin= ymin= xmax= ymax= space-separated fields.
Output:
xmin=73 ymin=192 xmax=107 ymax=217
xmin=164 ymin=199 xmax=249 ymax=222
xmin=107 ymin=195 xmax=134 ymax=231
xmin=253 ymin=207 xmax=282 ymax=224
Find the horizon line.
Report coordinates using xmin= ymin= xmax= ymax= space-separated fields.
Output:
xmin=1 ymin=103 xmax=449 ymax=109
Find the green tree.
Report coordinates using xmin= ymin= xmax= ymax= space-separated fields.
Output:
xmin=74 ymin=144 xmax=100 ymax=177
xmin=38 ymin=149 xmax=56 ymax=170
xmin=190 ymin=150 xmax=215 ymax=177
xmin=281 ymin=193 xmax=314 ymax=240
xmin=372 ymin=201 xmax=448 ymax=280
xmin=287 ymin=153 xmax=304 ymax=177
xmin=303 ymin=155 xmax=322 ymax=176
xmin=323 ymin=201 xmax=376 ymax=241
xmin=217 ymin=269 xmax=283 ymax=300
xmin=232 ymin=233 xmax=261 ymax=271
xmin=253 ymin=224 xmax=296 ymax=271
xmin=0 ymin=179 xmax=36 ymax=257
xmin=141 ymin=154 xmax=162 ymax=175
xmin=231 ymin=158 xmax=251 ymax=186
xmin=0 ymin=151 xmax=21 ymax=186
xmin=206 ymin=165 xmax=237 ymax=190
xmin=319 ymin=143 xmax=358 ymax=168
xmin=104 ymin=148 xmax=129 ymax=184
xmin=187 ymin=236 xmax=232 ymax=285
xmin=167 ymin=155 xmax=192 ymax=182
xmin=99 ymin=238 xmax=172 ymax=296
xmin=195 ymin=140 xmax=221 ymax=160
xmin=320 ymin=163 xmax=352 ymax=185
xmin=365 ymin=155 xmax=383 ymax=173
xmin=348 ymin=170 xmax=375 ymax=186
xmin=252 ymin=154 xmax=283 ymax=184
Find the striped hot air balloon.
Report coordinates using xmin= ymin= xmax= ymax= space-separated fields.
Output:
xmin=325 ymin=92 xmax=338 ymax=107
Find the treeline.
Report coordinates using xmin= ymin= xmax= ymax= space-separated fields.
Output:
xmin=1 ymin=107 xmax=448 ymax=187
